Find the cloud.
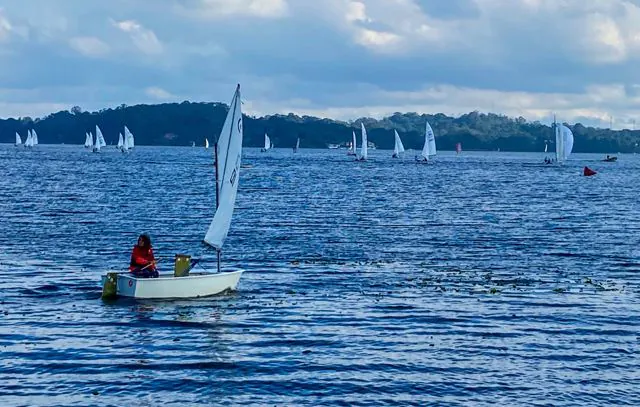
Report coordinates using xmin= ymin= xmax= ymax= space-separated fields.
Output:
xmin=145 ymin=86 xmax=174 ymax=100
xmin=68 ymin=36 xmax=110 ymax=58
xmin=111 ymin=19 xmax=163 ymax=55
xmin=1 ymin=0 xmax=640 ymax=130
xmin=177 ymin=0 xmax=289 ymax=19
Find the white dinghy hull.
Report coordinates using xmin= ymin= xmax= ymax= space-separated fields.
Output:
xmin=102 ymin=270 xmax=243 ymax=299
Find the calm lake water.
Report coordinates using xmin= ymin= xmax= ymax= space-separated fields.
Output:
xmin=0 ymin=145 xmax=638 ymax=406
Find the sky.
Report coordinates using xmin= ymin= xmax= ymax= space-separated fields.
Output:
xmin=1 ymin=0 xmax=640 ymax=128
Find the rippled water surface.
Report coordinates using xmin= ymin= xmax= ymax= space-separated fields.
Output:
xmin=1 ymin=145 xmax=639 ymax=406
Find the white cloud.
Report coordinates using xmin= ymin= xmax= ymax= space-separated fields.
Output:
xmin=145 ymin=86 xmax=174 ymax=100
xmin=0 ymin=9 xmax=12 ymax=41
xmin=68 ymin=36 xmax=110 ymax=58
xmin=112 ymin=19 xmax=163 ymax=55
xmin=180 ymin=0 xmax=289 ymax=19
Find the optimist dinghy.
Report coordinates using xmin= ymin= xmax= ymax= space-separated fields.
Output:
xmin=101 ymin=84 xmax=245 ymax=299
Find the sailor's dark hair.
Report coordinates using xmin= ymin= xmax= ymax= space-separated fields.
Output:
xmin=138 ymin=234 xmax=152 ymax=247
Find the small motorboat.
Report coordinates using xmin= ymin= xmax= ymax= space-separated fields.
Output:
xmin=603 ymin=155 xmax=617 ymax=162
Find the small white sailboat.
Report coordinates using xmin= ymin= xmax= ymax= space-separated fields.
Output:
xmin=24 ymin=130 xmax=33 ymax=148
xmin=15 ymin=132 xmax=22 ymax=147
xmin=356 ymin=123 xmax=368 ymax=161
xmin=92 ymin=131 xmax=100 ymax=153
xmin=347 ymin=131 xmax=357 ymax=156
xmin=95 ymin=125 xmax=106 ymax=148
xmin=416 ymin=121 xmax=436 ymax=163
xmin=205 ymin=138 xmax=210 ymax=149
xmin=101 ymin=84 xmax=245 ymax=299
xmin=84 ymin=132 xmax=92 ymax=148
xmin=261 ymin=133 xmax=271 ymax=152
xmin=31 ymin=129 xmax=39 ymax=146
xmin=554 ymin=118 xmax=574 ymax=164
xmin=293 ymin=137 xmax=300 ymax=153
xmin=123 ymin=126 xmax=135 ymax=152
xmin=456 ymin=142 xmax=462 ymax=155
xmin=117 ymin=133 xmax=124 ymax=151
xmin=392 ymin=130 xmax=405 ymax=158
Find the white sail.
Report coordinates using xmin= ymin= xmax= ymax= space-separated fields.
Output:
xmin=124 ymin=126 xmax=135 ymax=149
xmin=15 ymin=132 xmax=21 ymax=146
xmin=426 ymin=122 xmax=436 ymax=156
xmin=561 ymin=125 xmax=574 ymax=160
xmin=264 ymin=133 xmax=271 ymax=150
xmin=421 ymin=125 xmax=430 ymax=160
xmin=393 ymin=130 xmax=405 ymax=155
xmin=84 ymin=132 xmax=92 ymax=147
xmin=117 ymin=133 xmax=124 ymax=149
xmin=95 ymin=125 xmax=106 ymax=147
xmin=205 ymin=138 xmax=210 ymax=149
xmin=24 ymin=130 xmax=33 ymax=147
xmin=204 ymin=84 xmax=244 ymax=250
xmin=555 ymin=122 xmax=563 ymax=163
xmin=360 ymin=122 xmax=368 ymax=160
xmin=294 ymin=137 xmax=300 ymax=152
xmin=352 ymin=131 xmax=357 ymax=152
xmin=32 ymin=129 xmax=38 ymax=145
xmin=93 ymin=131 xmax=100 ymax=151
xmin=544 ymin=142 xmax=548 ymax=153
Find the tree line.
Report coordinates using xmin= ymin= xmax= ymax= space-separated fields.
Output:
xmin=2 ymin=102 xmax=638 ymax=153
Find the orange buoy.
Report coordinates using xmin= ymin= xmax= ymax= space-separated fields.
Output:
xmin=583 ymin=166 xmax=597 ymax=176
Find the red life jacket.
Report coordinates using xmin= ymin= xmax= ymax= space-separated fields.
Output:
xmin=129 ymin=245 xmax=156 ymax=271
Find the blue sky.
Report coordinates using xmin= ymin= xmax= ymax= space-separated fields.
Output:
xmin=1 ymin=0 xmax=640 ymax=128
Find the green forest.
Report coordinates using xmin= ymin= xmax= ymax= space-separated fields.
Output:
xmin=3 ymin=102 xmax=639 ymax=153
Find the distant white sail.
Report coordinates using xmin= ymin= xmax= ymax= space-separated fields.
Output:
xmin=24 ymin=130 xmax=33 ymax=147
xmin=421 ymin=125 xmax=430 ymax=160
xmin=15 ymin=132 xmax=22 ymax=146
xmin=352 ymin=131 xmax=357 ymax=152
xmin=555 ymin=122 xmax=563 ymax=163
xmin=264 ymin=133 xmax=271 ymax=150
xmin=32 ymin=129 xmax=39 ymax=145
xmin=393 ymin=130 xmax=405 ymax=155
xmin=204 ymin=84 xmax=243 ymax=250
xmin=561 ymin=125 xmax=574 ymax=160
xmin=93 ymin=130 xmax=100 ymax=152
xmin=117 ymin=133 xmax=124 ymax=149
xmin=84 ymin=132 xmax=92 ymax=148
xmin=426 ymin=122 xmax=436 ymax=157
xmin=294 ymin=137 xmax=300 ymax=152
xmin=96 ymin=125 xmax=106 ymax=147
xmin=205 ymin=138 xmax=209 ymax=149
xmin=124 ymin=126 xmax=135 ymax=149
xmin=360 ymin=123 xmax=368 ymax=160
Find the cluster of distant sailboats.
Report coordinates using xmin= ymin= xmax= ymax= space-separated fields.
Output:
xmin=83 ymin=125 xmax=135 ymax=153
xmin=14 ymin=129 xmax=39 ymax=148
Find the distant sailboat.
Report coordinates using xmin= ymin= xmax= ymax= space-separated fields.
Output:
xmin=554 ymin=117 xmax=574 ymax=164
xmin=15 ymin=132 xmax=22 ymax=147
xmin=392 ymin=130 xmax=405 ymax=158
xmin=92 ymin=132 xmax=100 ymax=153
xmin=261 ymin=133 xmax=272 ymax=152
xmin=95 ymin=125 xmax=106 ymax=148
xmin=456 ymin=142 xmax=462 ymax=155
xmin=123 ymin=126 xmax=135 ymax=152
xmin=293 ymin=137 xmax=300 ymax=153
xmin=356 ymin=123 xmax=368 ymax=161
xmin=84 ymin=132 xmax=92 ymax=148
xmin=31 ymin=129 xmax=39 ymax=146
xmin=416 ymin=121 xmax=436 ymax=163
xmin=205 ymin=138 xmax=210 ymax=149
xmin=117 ymin=133 xmax=124 ymax=151
xmin=347 ymin=131 xmax=357 ymax=156
xmin=24 ymin=130 xmax=33 ymax=148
